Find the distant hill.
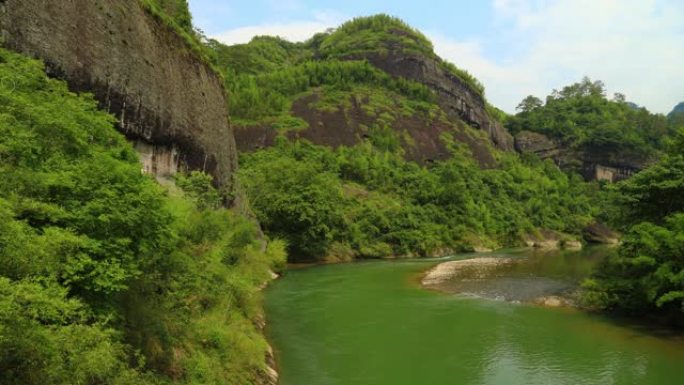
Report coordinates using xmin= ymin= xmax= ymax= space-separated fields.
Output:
xmin=669 ymin=102 xmax=684 ymax=117
xmin=669 ymin=102 xmax=684 ymax=129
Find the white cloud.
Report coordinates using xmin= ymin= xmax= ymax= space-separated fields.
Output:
xmin=210 ymin=12 xmax=343 ymax=45
xmin=208 ymin=0 xmax=683 ymax=113
xmin=433 ymin=0 xmax=684 ymax=114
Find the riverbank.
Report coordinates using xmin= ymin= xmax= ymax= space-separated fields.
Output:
xmin=265 ymin=252 xmax=684 ymax=385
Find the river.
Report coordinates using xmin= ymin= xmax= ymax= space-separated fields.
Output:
xmin=265 ymin=247 xmax=684 ymax=385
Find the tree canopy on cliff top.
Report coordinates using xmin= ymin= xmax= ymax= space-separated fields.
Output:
xmin=507 ymin=77 xmax=671 ymax=162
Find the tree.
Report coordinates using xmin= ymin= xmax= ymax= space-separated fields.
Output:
xmin=516 ymin=95 xmax=543 ymax=112
xmin=582 ymin=128 xmax=684 ymax=324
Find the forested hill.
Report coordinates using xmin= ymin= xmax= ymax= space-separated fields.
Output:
xmin=208 ymin=15 xmax=512 ymax=165
xmin=208 ymin=15 xmax=600 ymax=262
xmin=670 ymin=102 xmax=684 ymax=128
xmin=670 ymin=102 xmax=684 ymax=116
xmin=203 ymin=15 xmax=678 ymax=263
xmin=508 ymin=78 xmax=673 ymax=182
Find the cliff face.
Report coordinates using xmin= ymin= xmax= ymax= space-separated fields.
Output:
xmin=514 ymin=130 xmax=645 ymax=182
xmin=235 ymin=91 xmax=497 ymax=168
xmin=355 ymin=52 xmax=514 ymax=151
xmin=0 ymin=0 xmax=237 ymax=195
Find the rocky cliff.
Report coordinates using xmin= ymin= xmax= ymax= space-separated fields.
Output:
xmin=355 ymin=52 xmax=514 ymax=151
xmin=514 ymin=130 xmax=645 ymax=182
xmin=0 ymin=0 xmax=237 ymax=196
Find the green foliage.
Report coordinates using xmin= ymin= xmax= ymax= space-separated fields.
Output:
xmin=239 ymin=138 xmax=596 ymax=261
xmin=238 ymin=141 xmax=347 ymax=259
xmin=138 ymin=0 xmax=222 ymax=76
xmin=507 ymin=77 xmax=670 ymax=161
xmin=208 ymin=35 xmax=311 ymax=76
xmin=582 ymin=129 xmax=684 ymax=324
xmin=315 ymin=14 xmax=485 ymax=97
xmin=175 ymin=171 xmax=221 ymax=210
xmin=0 ymin=49 xmax=283 ymax=383
xmin=0 ymin=278 xmax=149 ymax=385
xmin=669 ymin=102 xmax=684 ymax=130
xmin=208 ymin=14 xmax=487 ymax=122
xmin=155 ymin=0 xmax=193 ymax=32
xmin=225 ymin=59 xmax=435 ymax=122
xmin=318 ymin=14 xmax=435 ymax=58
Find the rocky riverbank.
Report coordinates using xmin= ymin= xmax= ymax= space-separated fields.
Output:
xmin=421 ymin=257 xmax=515 ymax=286
xmin=420 ymin=254 xmax=592 ymax=308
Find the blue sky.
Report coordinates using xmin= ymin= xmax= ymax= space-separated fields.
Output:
xmin=189 ymin=0 xmax=684 ymax=114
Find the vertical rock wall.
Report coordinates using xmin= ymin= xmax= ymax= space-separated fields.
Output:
xmin=0 ymin=0 xmax=237 ymax=196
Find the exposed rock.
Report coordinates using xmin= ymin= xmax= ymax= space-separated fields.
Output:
xmin=562 ymin=240 xmax=583 ymax=250
xmin=355 ymin=52 xmax=514 ymax=151
xmin=583 ymin=223 xmax=620 ymax=244
xmin=472 ymin=246 xmax=494 ymax=253
xmin=533 ymin=295 xmax=571 ymax=307
xmin=234 ymin=91 xmax=498 ymax=168
xmin=514 ymin=131 xmax=560 ymax=159
xmin=513 ymin=131 xmax=650 ymax=182
xmin=523 ymin=230 xmax=562 ymax=250
xmin=581 ymin=163 xmax=640 ymax=183
xmin=258 ymin=344 xmax=279 ymax=385
xmin=422 ymin=257 xmax=514 ymax=286
xmin=0 ymin=0 xmax=237 ymax=197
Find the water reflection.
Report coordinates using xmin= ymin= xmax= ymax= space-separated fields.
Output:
xmin=431 ymin=246 xmax=614 ymax=302
xmin=266 ymin=248 xmax=684 ymax=385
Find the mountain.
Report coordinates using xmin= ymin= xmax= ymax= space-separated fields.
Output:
xmin=209 ymin=15 xmax=511 ymax=168
xmin=668 ymin=102 xmax=684 ymax=129
xmin=204 ymin=15 xmax=601 ymax=263
xmin=669 ymin=101 xmax=684 ymax=117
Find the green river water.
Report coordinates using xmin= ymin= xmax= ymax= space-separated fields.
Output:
xmin=265 ymin=248 xmax=684 ymax=385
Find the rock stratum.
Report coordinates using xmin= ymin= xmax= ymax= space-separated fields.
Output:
xmin=514 ymin=130 xmax=646 ymax=182
xmin=356 ymin=51 xmax=514 ymax=151
xmin=0 ymin=0 xmax=237 ymax=196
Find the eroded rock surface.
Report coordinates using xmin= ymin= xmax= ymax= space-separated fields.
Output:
xmin=358 ymin=52 xmax=514 ymax=151
xmin=0 ymin=0 xmax=237 ymax=195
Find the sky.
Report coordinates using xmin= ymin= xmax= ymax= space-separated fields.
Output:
xmin=189 ymin=0 xmax=684 ymax=114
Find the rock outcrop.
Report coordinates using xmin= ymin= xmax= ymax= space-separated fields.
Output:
xmin=583 ymin=223 xmax=619 ymax=245
xmin=0 ymin=0 xmax=237 ymax=196
xmin=234 ymin=91 xmax=498 ymax=168
xmin=514 ymin=130 xmax=560 ymax=159
xmin=514 ymin=130 xmax=646 ymax=182
xmin=357 ymin=52 xmax=514 ymax=151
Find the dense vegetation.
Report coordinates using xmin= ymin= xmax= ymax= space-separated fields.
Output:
xmin=582 ymin=129 xmax=684 ymax=325
xmin=669 ymin=102 xmax=684 ymax=130
xmin=146 ymin=0 xmax=193 ymax=32
xmin=139 ymin=0 xmax=221 ymax=72
xmin=239 ymin=138 xmax=596 ymax=261
xmin=208 ymin=14 xmax=486 ymax=125
xmin=507 ymin=77 xmax=670 ymax=163
xmin=0 ymin=49 xmax=284 ymax=384
xmin=226 ymin=59 xmax=434 ymax=123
